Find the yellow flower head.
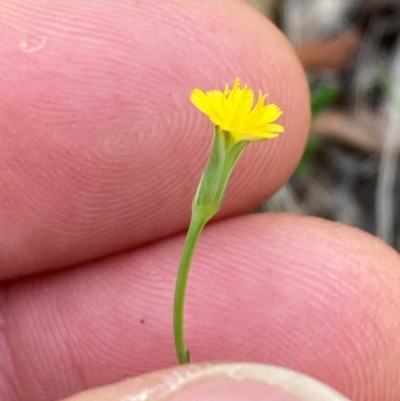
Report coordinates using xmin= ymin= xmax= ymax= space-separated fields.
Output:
xmin=190 ymin=77 xmax=284 ymax=144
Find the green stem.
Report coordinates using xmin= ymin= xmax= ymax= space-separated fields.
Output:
xmin=174 ymin=209 xmax=208 ymax=363
xmin=173 ymin=128 xmax=247 ymax=364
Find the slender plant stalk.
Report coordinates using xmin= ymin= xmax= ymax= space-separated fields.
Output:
xmin=174 ymin=209 xmax=208 ymax=363
xmin=376 ymin=58 xmax=400 ymax=244
xmin=173 ymin=78 xmax=284 ymax=364
xmin=173 ymin=130 xmax=246 ymax=364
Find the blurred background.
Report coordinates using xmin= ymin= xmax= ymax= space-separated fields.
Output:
xmin=244 ymin=0 xmax=400 ymax=251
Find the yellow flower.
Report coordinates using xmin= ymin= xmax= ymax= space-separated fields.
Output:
xmin=190 ymin=77 xmax=284 ymax=144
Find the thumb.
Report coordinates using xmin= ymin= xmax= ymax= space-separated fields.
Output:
xmin=61 ymin=363 xmax=350 ymax=401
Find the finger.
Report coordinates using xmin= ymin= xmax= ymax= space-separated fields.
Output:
xmin=0 ymin=0 xmax=309 ymax=279
xmin=2 ymin=214 xmax=400 ymax=401
xmin=62 ymin=363 xmax=350 ymax=401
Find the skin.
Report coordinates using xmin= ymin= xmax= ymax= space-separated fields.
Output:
xmin=0 ymin=0 xmax=400 ymax=400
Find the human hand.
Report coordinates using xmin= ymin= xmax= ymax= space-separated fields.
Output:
xmin=0 ymin=1 xmax=399 ymax=401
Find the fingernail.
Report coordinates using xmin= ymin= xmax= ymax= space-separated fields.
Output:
xmin=63 ymin=363 xmax=352 ymax=401
xmin=143 ymin=363 xmax=351 ymax=401
xmin=164 ymin=374 xmax=304 ymax=401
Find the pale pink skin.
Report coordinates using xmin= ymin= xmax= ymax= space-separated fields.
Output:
xmin=0 ymin=1 xmax=399 ymax=401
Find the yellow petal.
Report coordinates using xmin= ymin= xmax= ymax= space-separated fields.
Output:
xmin=190 ymin=78 xmax=284 ymax=144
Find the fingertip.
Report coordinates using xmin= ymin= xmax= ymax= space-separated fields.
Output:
xmin=0 ymin=0 xmax=309 ymax=279
xmin=5 ymin=214 xmax=400 ymax=400
xmin=61 ymin=363 xmax=348 ymax=401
